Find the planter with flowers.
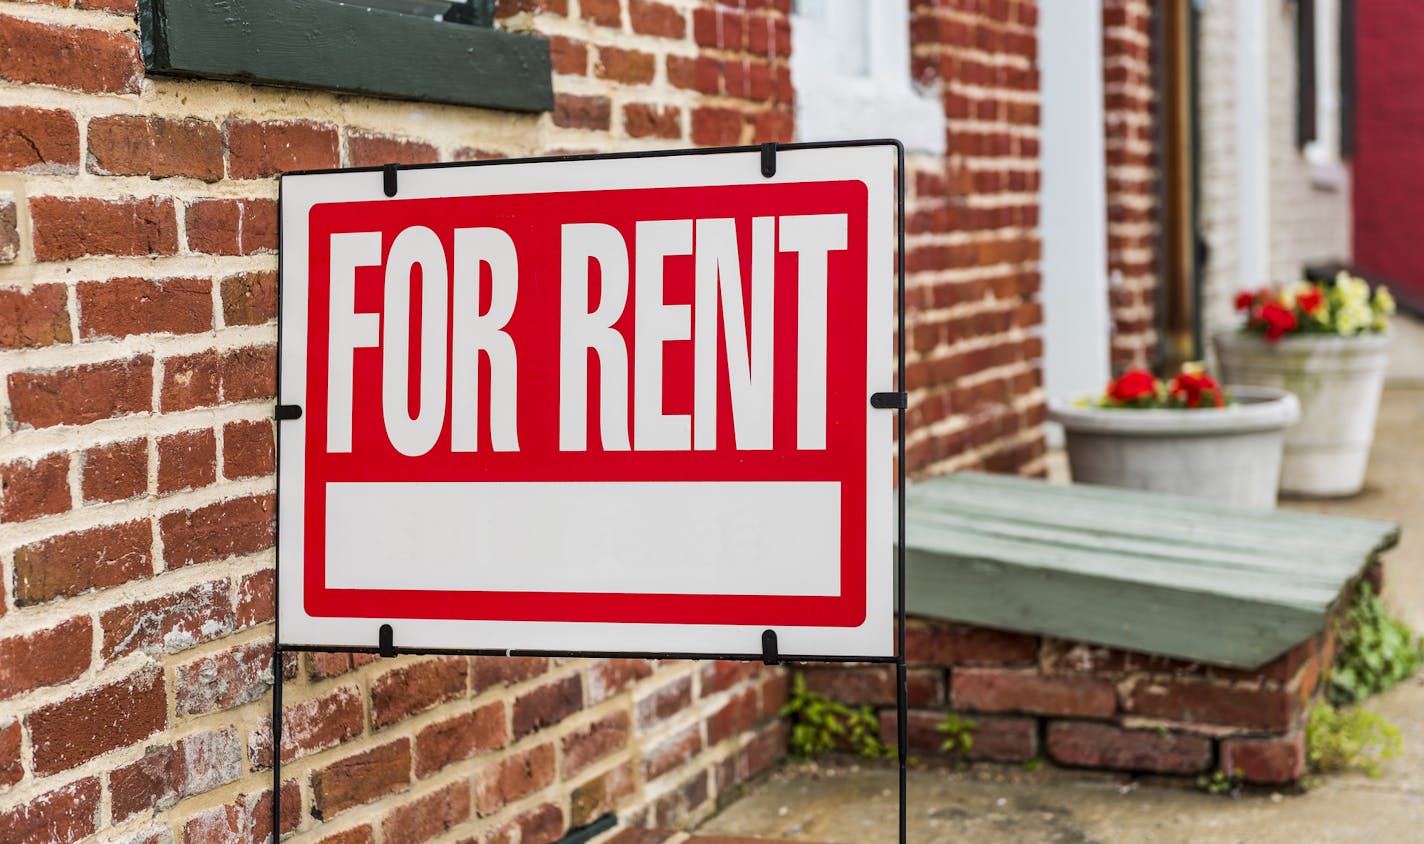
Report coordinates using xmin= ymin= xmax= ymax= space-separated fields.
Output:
xmin=1215 ymin=274 xmax=1395 ymax=497
xmin=1049 ymin=365 xmax=1300 ymax=510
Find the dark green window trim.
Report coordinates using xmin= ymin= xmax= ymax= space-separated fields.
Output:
xmin=137 ymin=0 xmax=553 ymax=113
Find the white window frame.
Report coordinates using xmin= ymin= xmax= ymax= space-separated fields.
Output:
xmin=790 ymin=1 xmax=945 ymax=154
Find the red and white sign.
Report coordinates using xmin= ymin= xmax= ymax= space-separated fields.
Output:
xmin=278 ymin=145 xmax=896 ymax=657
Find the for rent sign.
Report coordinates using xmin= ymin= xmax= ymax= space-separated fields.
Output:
xmin=277 ymin=144 xmax=896 ymax=657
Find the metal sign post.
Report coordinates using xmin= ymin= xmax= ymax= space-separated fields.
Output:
xmin=272 ymin=141 xmax=907 ymax=842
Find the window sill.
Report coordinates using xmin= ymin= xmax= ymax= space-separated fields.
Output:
xmin=138 ymin=0 xmax=553 ymax=113
xmin=1308 ymin=159 xmax=1348 ymax=193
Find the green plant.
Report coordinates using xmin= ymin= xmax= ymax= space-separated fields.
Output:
xmin=1328 ymin=583 xmax=1424 ymax=705
xmin=935 ymin=712 xmax=977 ymax=758
xmin=1306 ymin=702 xmax=1402 ymax=778
xmin=778 ymin=674 xmax=894 ymax=760
xmin=1195 ymin=769 xmax=1243 ymax=797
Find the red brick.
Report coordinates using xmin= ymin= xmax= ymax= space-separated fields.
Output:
xmin=1046 ymin=721 xmax=1212 ymax=774
xmin=220 ymin=345 xmax=278 ymax=401
xmin=348 ymin=131 xmax=439 ymax=167
xmin=580 ymin=0 xmax=621 ymax=27
xmin=30 ymin=195 xmax=177 ymax=260
xmin=184 ymin=780 xmax=299 ymax=843
xmin=223 ymin=418 xmax=275 ymax=480
xmin=0 ymin=453 xmax=69 ymax=523
xmin=760 ymin=670 xmax=790 ymax=717
xmin=666 ymin=55 xmax=720 ymax=95
xmin=13 ymin=519 xmax=152 ymax=605
xmin=510 ymin=803 xmax=565 ymax=844
xmin=111 ymin=727 xmax=242 ymax=822
xmin=562 ymin=711 xmax=630 ymax=777
xmin=175 ymin=641 xmax=274 ymax=716
xmin=221 ymin=270 xmax=278 ymax=325
xmin=0 ymin=16 xmax=140 ymax=93
xmin=570 ymin=761 xmax=635 ymax=827
xmin=100 ymin=579 xmax=232 ymax=663
xmin=0 ymin=284 xmax=71 ymax=349
xmin=9 ymin=354 xmax=153 ymax=429
xmin=802 ymin=665 xmax=895 ymax=706
xmin=236 ymin=568 xmax=275 ymax=628
xmin=881 ymin=709 xmax=1038 ymax=762
xmin=707 ymin=687 xmax=759 ymax=744
xmin=29 ymin=667 xmax=165 ymax=775
xmin=513 ymin=673 xmax=583 ymax=738
xmin=0 ymin=777 xmax=100 ymax=843
xmin=596 ymin=46 xmax=656 ymax=84
xmin=631 ymin=0 xmax=685 ymax=36
xmin=548 ymin=34 xmax=587 ymax=75
xmin=1220 ymin=732 xmax=1306 ymax=784
xmin=414 ymin=701 xmax=507 ymax=778
xmin=78 ymin=0 xmax=138 ymax=11
xmin=3 ymin=195 xmax=19 ymax=261
xmin=642 ymin=724 xmax=701 ymax=781
xmin=475 ymin=743 xmax=555 ymax=814
xmin=253 ymin=685 xmax=364 ymax=768
xmin=307 ymin=651 xmax=378 ymax=680
xmin=225 ymin=120 xmax=339 ymax=178
xmin=317 ymin=828 xmax=375 ymax=844
xmin=638 ymin=676 xmax=692 ymax=731
xmin=588 ymin=658 xmax=653 ymax=704
xmin=1122 ymin=678 xmax=1302 ymax=732
xmin=472 ymin=655 xmax=548 ymax=692
xmin=161 ymin=350 xmax=221 ymax=411
xmin=157 ymin=428 xmax=217 ymax=494
xmin=904 ymin=620 xmax=1039 ymax=666
xmin=381 ymin=779 xmax=472 ymax=844
xmin=691 ymin=106 xmax=744 ymax=146
xmin=88 ymin=115 xmax=222 ymax=181
xmin=183 ymin=198 xmax=276 ymax=255
xmin=160 ymin=493 xmax=275 ymax=568
xmin=0 ymin=616 xmax=91 ymax=700
xmin=0 ymin=720 xmax=20 ymax=786
xmin=624 ymin=103 xmax=681 ymax=139
xmin=0 ymin=107 xmax=78 ymax=172
xmin=699 ymin=660 xmax=759 ymax=696
xmin=372 ymin=656 xmax=469 ymax=729
xmin=553 ymin=94 xmax=612 ymax=131
xmin=951 ymin=668 xmax=1118 ymax=718
xmin=81 ymin=438 xmax=147 ymax=503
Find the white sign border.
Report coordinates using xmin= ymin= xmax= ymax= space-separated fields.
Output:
xmin=277 ymin=142 xmax=899 ymax=659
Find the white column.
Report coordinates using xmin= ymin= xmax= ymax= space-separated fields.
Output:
xmin=1235 ymin=0 xmax=1271 ymax=289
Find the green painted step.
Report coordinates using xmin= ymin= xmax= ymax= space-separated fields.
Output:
xmin=900 ymin=472 xmax=1400 ymax=669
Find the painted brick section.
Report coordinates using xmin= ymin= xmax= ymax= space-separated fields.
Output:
xmin=1101 ymin=0 xmax=1160 ymax=370
xmin=100 ymin=579 xmax=234 ymax=662
xmin=0 ymin=107 xmax=80 ymax=173
xmin=28 ymin=667 xmax=167 ymax=775
xmin=175 ymin=641 xmax=274 ymax=716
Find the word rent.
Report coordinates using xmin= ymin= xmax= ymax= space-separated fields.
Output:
xmin=326 ymin=214 xmax=849 ymax=456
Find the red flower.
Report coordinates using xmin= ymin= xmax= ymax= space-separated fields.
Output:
xmin=1256 ymin=302 xmax=1298 ymax=341
xmin=1298 ymin=287 xmax=1324 ymax=314
xmin=1234 ymin=290 xmax=1256 ymax=311
xmin=1169 ymin=370 xmax=1225 ymax=408
xmin=1107 ymin=369 xmax=1158 ymax=403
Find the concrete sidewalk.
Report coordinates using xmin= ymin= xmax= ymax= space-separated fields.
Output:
xmin=699 ymin=381 xmax=1424 ymax=843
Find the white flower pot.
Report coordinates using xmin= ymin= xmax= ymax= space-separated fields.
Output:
xmin=1048 ymin=386 xmax=1301 ymax=510
xmin=1214 ymin=332 xmax=1390 ymax=498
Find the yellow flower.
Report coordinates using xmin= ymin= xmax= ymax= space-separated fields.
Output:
xmin=1335 ymin=273 xmax=1371 ymax=308
xmin=1180 ymin=361 xmax=1206 ymax=376
xmin=1374 ymin=285 xmax=1397 ymax=316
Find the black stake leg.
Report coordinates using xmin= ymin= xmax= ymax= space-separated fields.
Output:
xmin=271 ymin=643 xmax=283 ymax=840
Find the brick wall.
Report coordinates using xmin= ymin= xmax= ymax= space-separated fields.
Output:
xmin=799 ymin=613 xmax=1333 ymax=786
xmin=1101 ymin=0 xmax=1159 ymax=372
xmin=0 ymin=0 xmax=1052 ymax=841
xmin=904 ymin=0 xmax=1046 ymax=478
